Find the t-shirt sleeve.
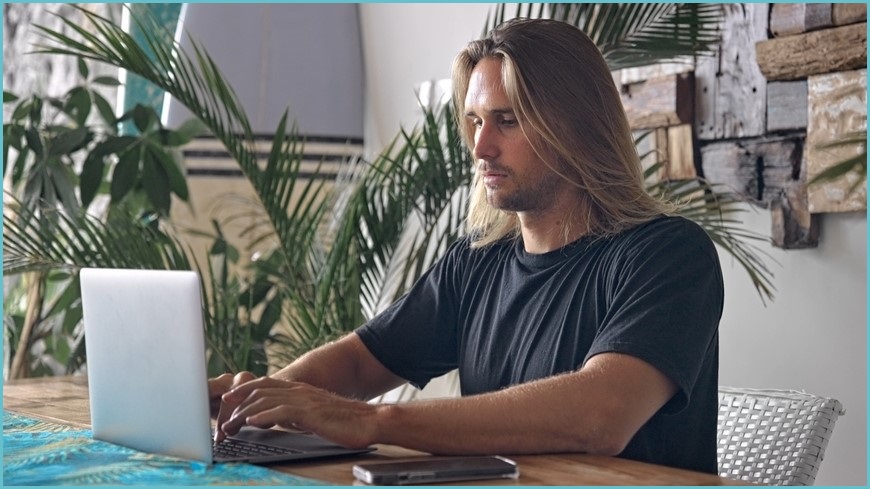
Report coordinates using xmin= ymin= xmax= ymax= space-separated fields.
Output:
xmin=585 ymin=218 xmax=723 ymax=413
xmin=354 ymin=238 xmax=469 ymax=389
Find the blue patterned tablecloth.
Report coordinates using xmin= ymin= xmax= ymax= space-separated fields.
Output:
xmin=2 ymin=412 xmax=332 ymax=485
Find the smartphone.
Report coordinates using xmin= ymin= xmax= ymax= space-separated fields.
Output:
xmin=352 ymin=455 xmax=519 ymax=485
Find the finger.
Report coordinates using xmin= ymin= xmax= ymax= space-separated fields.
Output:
xmin=208 ymin=373 xmax=235 ymax=418
xmin=222 ymin=375 xmax=285 ymax=404
xmin=233 ymin=371 xmax=257 ymax=386
xmin=208 ymin=373 xmax=235 ymax=397
xmin=213 ymin=372 xmax=257 ymax=442
xmin=220 ymin=388 xmax=295 ymax=436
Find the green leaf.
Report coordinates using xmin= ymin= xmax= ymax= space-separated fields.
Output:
xmin=92 ymin=91 xmax=118 ymax=126
xmin=11 ymin=98 xmax=32 ymax=121
xmin=131 ymin=104 xmax=157 ymax=133
xmin=95 ymin=135 xmax=138 ymax=155
xmin=146 ymin=143 xmax=189 ymax=201
xmin=48 ymin=162 xmax=81 ymax=214
xmin=29 ymin=96 xmax=43 ymax=124
xmin=210 ymin=238 xmax=227 ymax=255
xmin=4 ymin=91 xmax=19 ymax=103
xmin=46 ymin=278 xmax=82 ymax=319
xmin=24 ymin=127 xmax=44 ymax=158
xmin=142 ymin=147 xmax=171 ymax=214
xmin=77 ymin=56 xmax=89 ymax=78
xmin=225 ymin=243 xmax=239 ymax=263
xmin=256 ymin=295 xmax=282 ymax=337
xmin=110 ymin=148 xmax=140 ymax=202
xmin=48 ymin=126 xmax=90 ymax=156
xmin=91 ymin=76 xmax=122 ymax=87
xmin=5 ymin=123 xmax=25 ymax=150
xmin=80 ymin=150 xmax=106 ymax=208
xmin=239 ymin=280 xmax=273 ymax=309
xmin=3 ymin=124 xmax=20 ymax=178
xmin=166 ymin=117 xmax=207 ymax=146
xmin=64 ymin=86 xmax=92 ymax=126
xmin=11 ymin=145 xmax=30 ymax=185
xmin=61 ymin=303 xmax=83 ymax=337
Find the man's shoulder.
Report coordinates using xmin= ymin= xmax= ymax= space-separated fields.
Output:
xmin=602 ymin=215 xmax=716 ymax=260
xmin=623 ymin=215 xmax=709 ymax=242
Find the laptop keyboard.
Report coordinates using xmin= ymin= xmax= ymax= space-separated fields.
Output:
xmin=213 ymin=437 xmax=302 ymax=459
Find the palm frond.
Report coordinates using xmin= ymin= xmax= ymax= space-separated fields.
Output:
xmin=486 ymin=3 xmax=724 ymax=70
xmin=549 ymin=3 xmax=724 ymax=70
xmin=3 ymin=195 xmax=192 ymax=275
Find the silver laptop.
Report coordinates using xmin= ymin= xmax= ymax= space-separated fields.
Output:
xmin=80 ymin=267 xmax=374 ymax=464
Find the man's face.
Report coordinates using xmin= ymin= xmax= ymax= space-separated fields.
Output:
xmin=463 ymin=57 xmax=570 ymax=216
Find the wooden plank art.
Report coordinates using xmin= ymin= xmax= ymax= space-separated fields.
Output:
xmin=833 ymin=3 xmax=867 ymax=26
xmin=770 ymin=3 xmax=832 ymax=37
xmin=770 ymin=181 xmax=821 ymax=249
xmin=806 ymin=69 xmax=867 ymax=213
xmin=755 ymin=22 xmax=867 ymax=81
xmin=633 ymin=125 xmax=697 ymax=182
xmin=767 ymin=80 xmax=808 ymax=132
xmin=701 ymin=134 xmax=818 ymax=248
xmin=770 ymin=3 xmax=833 ymax=37
xmin=620 ymin=73 xmax=694 ymax=129
xmin=696 ymin=3 xmax=769 ymax=140
xmin=665 ymin=124 xmax=697 ymax=180
xmin=701 ymin=135 xmax=804 ymax=205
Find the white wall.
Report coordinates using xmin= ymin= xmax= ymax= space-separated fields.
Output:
xmin=718 ymin=206 xmax=866 ymax=486
xmin=359 ymin=4 xmax=867 ymax=485
xmin=359 ymin=3 xmax=493 ymax=157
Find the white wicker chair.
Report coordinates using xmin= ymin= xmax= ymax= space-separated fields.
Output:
xmin=717 ymin=387 xmax=845 ymax=485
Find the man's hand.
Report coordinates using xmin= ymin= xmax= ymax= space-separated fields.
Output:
xmin=210 ymin=371 xmax=256 ymax=442
xmin=215 ymin=375 xmax=379 ymax=448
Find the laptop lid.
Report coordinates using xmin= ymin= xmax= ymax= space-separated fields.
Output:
xmin=80 ymin=267 xmax=373 ymax=464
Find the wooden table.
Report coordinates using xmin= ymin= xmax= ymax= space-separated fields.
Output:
xmin=4 ymin=376 xmax=747 ymax=486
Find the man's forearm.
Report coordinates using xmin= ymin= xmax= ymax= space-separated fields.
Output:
xmin=271 ymin=333 xmax=404 ymax=401
xmin=370 ymin=353 xmax=676 ymax=456
xmin=371 ymin=371 xmax=616 ymax=455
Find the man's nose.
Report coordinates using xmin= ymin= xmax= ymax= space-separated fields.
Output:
xmin=473 ymin=123 xmax=499 ymax=160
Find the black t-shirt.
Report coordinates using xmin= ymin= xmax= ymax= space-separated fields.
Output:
xmin=356 ymin=216 xmax=723 ymax=473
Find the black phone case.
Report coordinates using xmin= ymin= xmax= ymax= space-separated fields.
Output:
xmin=352 ymin=456 xmax=519 ymax=485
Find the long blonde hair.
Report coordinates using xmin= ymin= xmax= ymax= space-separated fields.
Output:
xmin=452 ymin=18 xmax=672 ymax=248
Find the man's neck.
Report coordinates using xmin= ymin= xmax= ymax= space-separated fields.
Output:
xmin=518 ymin=211 xmax=589 ymax=254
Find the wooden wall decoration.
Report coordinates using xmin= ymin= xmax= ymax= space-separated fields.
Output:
xmin=621 ymin=69 xmax=698 ymax=182
xmin=767 ymin=80 xmax=808 ymax=132
xmin=756 ymin=22 xmax=867 ymax=81
xmin=696 ymin=3 xmax=769 ymax=141
xmin=806 ymin=69 xmax=868 ymax=213
xmin=769 ymin=3 xmax=832 ymax=37
xmin=618 ymin=3 xmax=865 ymax=249
xmin=621 ymin=73 xmax=694 ymax=129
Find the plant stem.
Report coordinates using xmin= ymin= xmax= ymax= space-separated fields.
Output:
xmin=9 ymin=272 xmax=45 ymax=379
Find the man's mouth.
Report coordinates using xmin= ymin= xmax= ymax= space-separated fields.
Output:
xmin=478 ymin=162 xmax=509 ymax=187
xmin=482 ymin=171 xmax=506 ymax=187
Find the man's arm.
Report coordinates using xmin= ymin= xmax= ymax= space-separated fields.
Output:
xmin=372 ymin=352 xmax=677 ymax=455
xmin=211 ymin=333 xmax=405 ymax=442
xmin=270 ymin=333 xmax=407 ymax=400
xmin=217 ymin=350 xmax=678 ymax=456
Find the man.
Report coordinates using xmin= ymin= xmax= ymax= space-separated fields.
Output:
xmin=211 ymin=18 xmax=723 ymax=474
